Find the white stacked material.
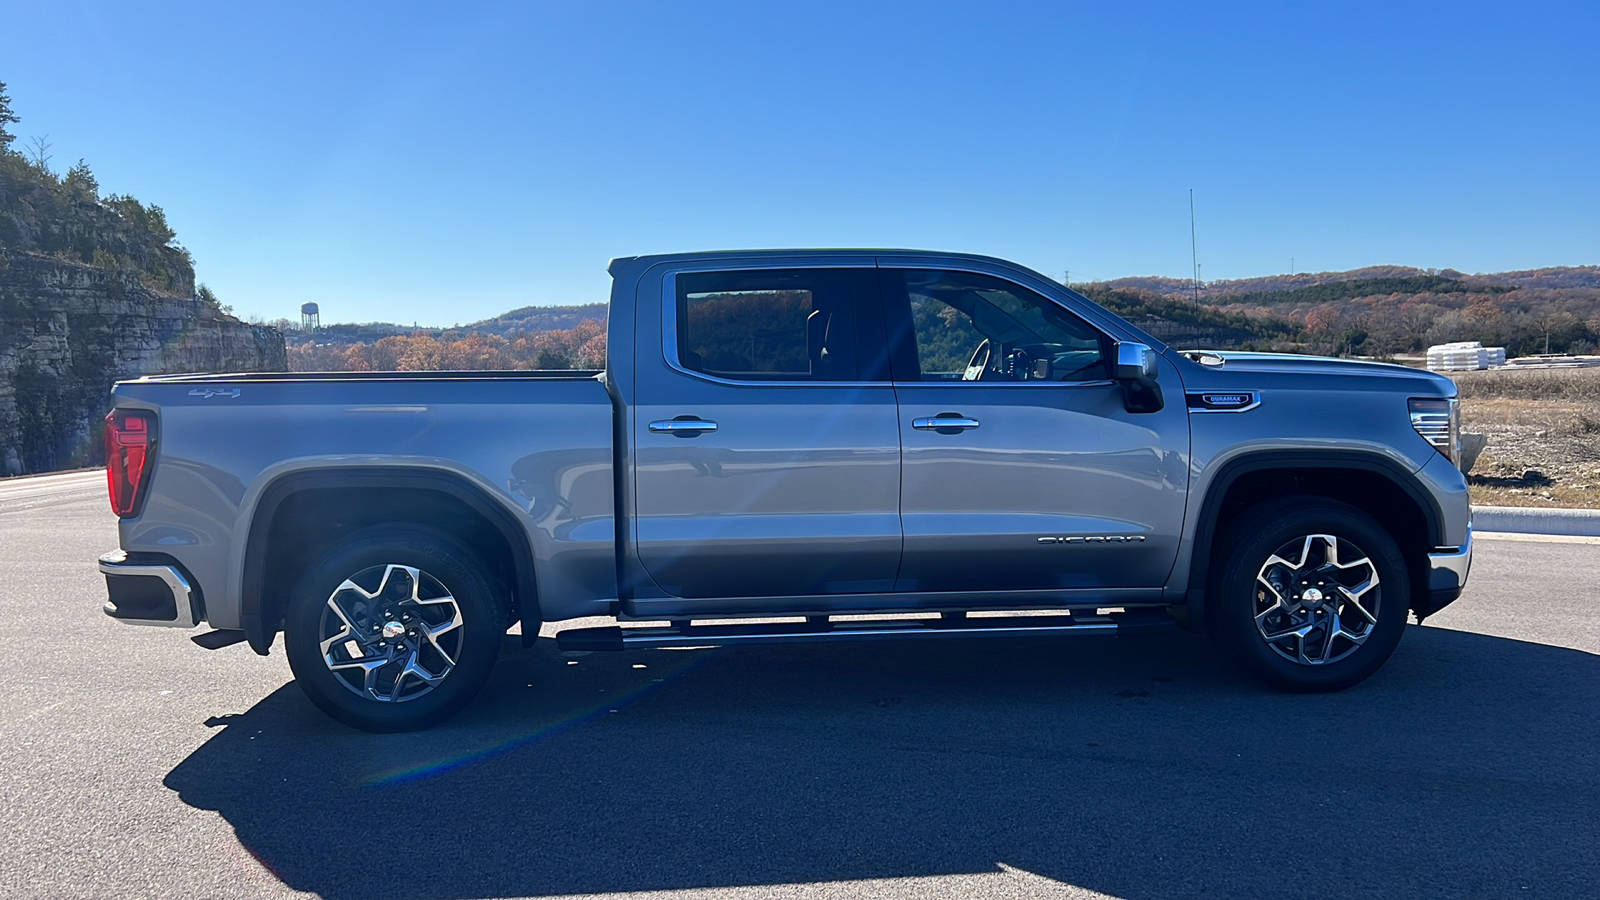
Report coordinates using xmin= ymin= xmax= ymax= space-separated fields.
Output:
xmin=1426 ymin=342 xmax=1505 ymax=371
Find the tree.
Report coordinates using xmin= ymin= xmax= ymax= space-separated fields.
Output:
xmin=24 ymin=134 xmax=51 ymax=173
xmin=64 ymin=159 xmax=98 ymax=200
xmin=0 ymin=80 xmax=17 ymax=150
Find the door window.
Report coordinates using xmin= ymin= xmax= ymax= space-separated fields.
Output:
xmin=892 ymin=270 xmax=1107 ymax=382
xmin=674 ymin=268 xmax=884 ymax=382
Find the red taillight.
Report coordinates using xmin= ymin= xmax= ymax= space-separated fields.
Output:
xmin=105 ymin=409 xmax=157 ymax=517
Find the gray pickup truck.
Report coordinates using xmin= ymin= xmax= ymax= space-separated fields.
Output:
xmin=99 ymin=250 xmax=1472 ymax=731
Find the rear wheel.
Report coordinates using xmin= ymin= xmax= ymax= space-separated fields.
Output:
xmin=284 ymin=526 xmax=506 ymax=732
xmin=1210 ymin=499 xmax=1410 ymax=692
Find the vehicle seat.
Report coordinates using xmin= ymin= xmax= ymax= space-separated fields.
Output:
xmin=807 ymin=310 xmax=841 ymax=380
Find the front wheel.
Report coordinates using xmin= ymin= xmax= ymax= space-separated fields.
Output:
xmin=284 ymin=526 xmax=506 ymax=732
xmin=1209 ymin=499 xmax=1410 ymax=692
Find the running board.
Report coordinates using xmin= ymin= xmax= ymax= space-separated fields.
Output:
xmin=556 ymin=610 xmax=1176 ymax=652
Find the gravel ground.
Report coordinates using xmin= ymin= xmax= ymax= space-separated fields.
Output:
xmin=1455 ymin=369 xmax=1600 ymax=508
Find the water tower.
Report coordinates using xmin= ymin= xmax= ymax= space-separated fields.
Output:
xmin=300 ymin=302 xmax=320 ymax=330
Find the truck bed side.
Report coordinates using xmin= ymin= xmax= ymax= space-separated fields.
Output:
xmin=111 ymin=371 xmax=617 ymax=639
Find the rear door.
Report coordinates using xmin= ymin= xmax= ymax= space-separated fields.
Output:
xmin=881 ymin=262 xmax=1190 ymax=593
xmin=629 ymin=260 xmax=902 ymax=600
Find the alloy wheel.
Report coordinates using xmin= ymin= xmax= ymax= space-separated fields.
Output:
xmin=1253 ymin=534 xmax=1381 ymax=666
xmin=317 ymin=564 xmax=465 ymax=702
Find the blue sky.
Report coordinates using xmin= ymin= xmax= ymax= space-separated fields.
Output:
xmin=3 ymin=1 xmax=1596 ymax=325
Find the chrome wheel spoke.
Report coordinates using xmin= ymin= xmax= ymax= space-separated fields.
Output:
xmin=327 ymin=649 xmax=392 ymax=672
xmin=1337 ymin=579 xmax=1379 ymax=625
xmin=1261 ymin=620 xmax=1313 ymax=643
xmin=422 ymin=613 xmax=462 ymax=667
xmin=1333 ymin=611 xmax=1367 ymax=644
xmin=318 ymin=579 xmax=375 ymax=660
xmin=1317 ymin=613 xmax=1339 ymax=662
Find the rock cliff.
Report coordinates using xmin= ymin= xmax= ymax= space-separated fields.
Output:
xmin=0 ymin=251 xmax=285 ymax=475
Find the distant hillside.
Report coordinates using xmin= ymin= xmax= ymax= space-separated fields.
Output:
xmin=1105 ymin=265 xmax=1600 ymax=300
xmin=1463 ymin=266 xmax=1600 ymax=290
xmin=1219 ymin=276 xmax=1513 ymax=308
xmin=1087 ymin=265 xmax=1600 ymax=358
xmin=1196 ymin=275 xmax=1599 ymax=359
xmin=1074 ymin=284 xmax=1298 ymax=349
xmin=282 ymin=303 xmax=606 ymax=349
xmin=471 ymin=303 xmax=607 ymax=335
xmin=1105 ymin=266 xmax=1458 ymax=300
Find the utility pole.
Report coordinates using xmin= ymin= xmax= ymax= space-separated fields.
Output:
xmin=1291 ymin=257 xmax=1295 ymax=276
xmin=1189 ymin=189 xmax=1200 ymax=302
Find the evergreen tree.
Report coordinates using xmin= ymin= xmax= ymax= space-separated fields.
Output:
xmin=0 ymin=80 xmax=17 ymax=150
xmin=64 ymin=159 xmax=98 ymax=200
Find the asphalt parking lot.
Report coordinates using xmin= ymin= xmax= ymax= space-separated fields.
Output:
xmin=2 ymin=471 xmax=1597 ymax=900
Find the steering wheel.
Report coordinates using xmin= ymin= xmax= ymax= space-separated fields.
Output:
xmin=962 ymin=339 xmax=991 ymax=381
xmin=1003 ymin=347 xmax=1034 ymax=380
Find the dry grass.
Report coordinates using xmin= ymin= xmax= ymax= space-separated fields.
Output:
xmin=1452 ymin=368 xmax=1600 ymax=508
xmin=1452 ymin=367 xmax=1600 ymax=402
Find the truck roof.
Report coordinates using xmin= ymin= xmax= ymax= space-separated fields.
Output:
xmin=607 ymin=248 xmax=1022 ymax=276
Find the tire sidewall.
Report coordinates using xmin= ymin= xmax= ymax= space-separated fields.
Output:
xmin=284 ymin=526 xmax=504 ymax=732
xmin=1211 ymin=500 xmax=1410 ymax=692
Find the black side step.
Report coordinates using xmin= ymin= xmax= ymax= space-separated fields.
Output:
xmin=556 ymin=609 xmax=1176 ymax=652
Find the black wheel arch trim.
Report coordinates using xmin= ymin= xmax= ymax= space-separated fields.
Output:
xmin=1184 ymin=450 xmax=1444 ymax=625
xmin=240 ymin=467 xmax=541 ymax=655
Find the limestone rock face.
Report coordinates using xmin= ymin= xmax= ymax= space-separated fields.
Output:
xmin=0 ymin=252 xmax=286 ymax=475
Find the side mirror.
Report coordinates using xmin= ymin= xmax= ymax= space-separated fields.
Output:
xmin=1112 ymin=341 xmax=1164 ymax=413
xmin=1114 ymin=342 xmax=1159 ymax=384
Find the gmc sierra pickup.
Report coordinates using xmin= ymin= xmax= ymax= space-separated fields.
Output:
xmin=98 ymin=250 xmax=1472 ymax=731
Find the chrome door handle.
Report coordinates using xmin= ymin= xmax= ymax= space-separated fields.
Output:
xmin=912 ymin=416 xmax=980 ymax=431
xmin=649 ymin=418 xmax=719 ymax=434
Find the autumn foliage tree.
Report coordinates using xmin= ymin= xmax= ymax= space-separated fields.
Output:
xmin=288 ymin=320 xmax=608 ymax=372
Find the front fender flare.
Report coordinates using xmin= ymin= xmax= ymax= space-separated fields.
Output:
xmin=1183 ymin=450 xmax=1446 ymax=626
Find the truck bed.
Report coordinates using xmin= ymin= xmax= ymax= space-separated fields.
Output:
xmin=111 ymin=370 xmax=618 ymax=632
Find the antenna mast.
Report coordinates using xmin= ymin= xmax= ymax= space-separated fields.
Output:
xmin=1189 ymin=189 xmax=1200 ymax=302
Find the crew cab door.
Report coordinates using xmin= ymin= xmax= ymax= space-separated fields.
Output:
xmin=628 ymin=260 xmax=901 ymax=600
xmin=880 ymin=262 xmax=1189 ymax=593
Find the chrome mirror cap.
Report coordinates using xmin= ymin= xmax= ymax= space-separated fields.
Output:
xmin=1114 ymin=342 xmax=1159 ymax=384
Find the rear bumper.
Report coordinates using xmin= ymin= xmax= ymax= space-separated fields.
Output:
xmin=99 ymin=551 xmax=200 ymax=628
xmin=1417 ymin=525 xmax=1472 ymax=619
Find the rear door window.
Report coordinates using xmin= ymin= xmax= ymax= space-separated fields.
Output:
xmin=674 ymin=268 xmax=886 ymax=382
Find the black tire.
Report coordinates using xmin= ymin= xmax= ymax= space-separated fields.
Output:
xmin=284 ymin=525 xmax=506 ymax=732
xmin=1208 ymin=499 xmax=1410 ymax=692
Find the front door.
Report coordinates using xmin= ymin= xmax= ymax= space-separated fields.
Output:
xmin=881 ymin=264 xmax=1189 ymax=593
xmin=630 ymin=263 xmax=902 ymax=600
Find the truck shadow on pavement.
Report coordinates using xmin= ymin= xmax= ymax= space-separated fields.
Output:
xmin=166 ymin=625 xmax=1599 ymax=899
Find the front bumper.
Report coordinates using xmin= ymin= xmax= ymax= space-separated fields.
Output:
xmin=99 ymin=551 xmax=200 ymax=628
xmin=1417 ymin=524 xmax=1473 ymax=620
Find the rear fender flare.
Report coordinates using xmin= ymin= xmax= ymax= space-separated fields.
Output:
xmin=239 ymin=467 xmax=540 ymax=655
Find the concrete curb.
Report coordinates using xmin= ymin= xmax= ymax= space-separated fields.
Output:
xmin=1472 ymin=505 xmax=1600 ymax=537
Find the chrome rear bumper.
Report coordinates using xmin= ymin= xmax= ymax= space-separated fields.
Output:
xmin=99 ymin=551 xmax=200 ymax=628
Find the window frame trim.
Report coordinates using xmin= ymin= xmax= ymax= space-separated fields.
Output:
xmin=660 ymin=261 xmax=887 ymax=388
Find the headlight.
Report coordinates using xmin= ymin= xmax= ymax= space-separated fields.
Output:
xmin=1409 ymin=398 xmax=1460 ymax=465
